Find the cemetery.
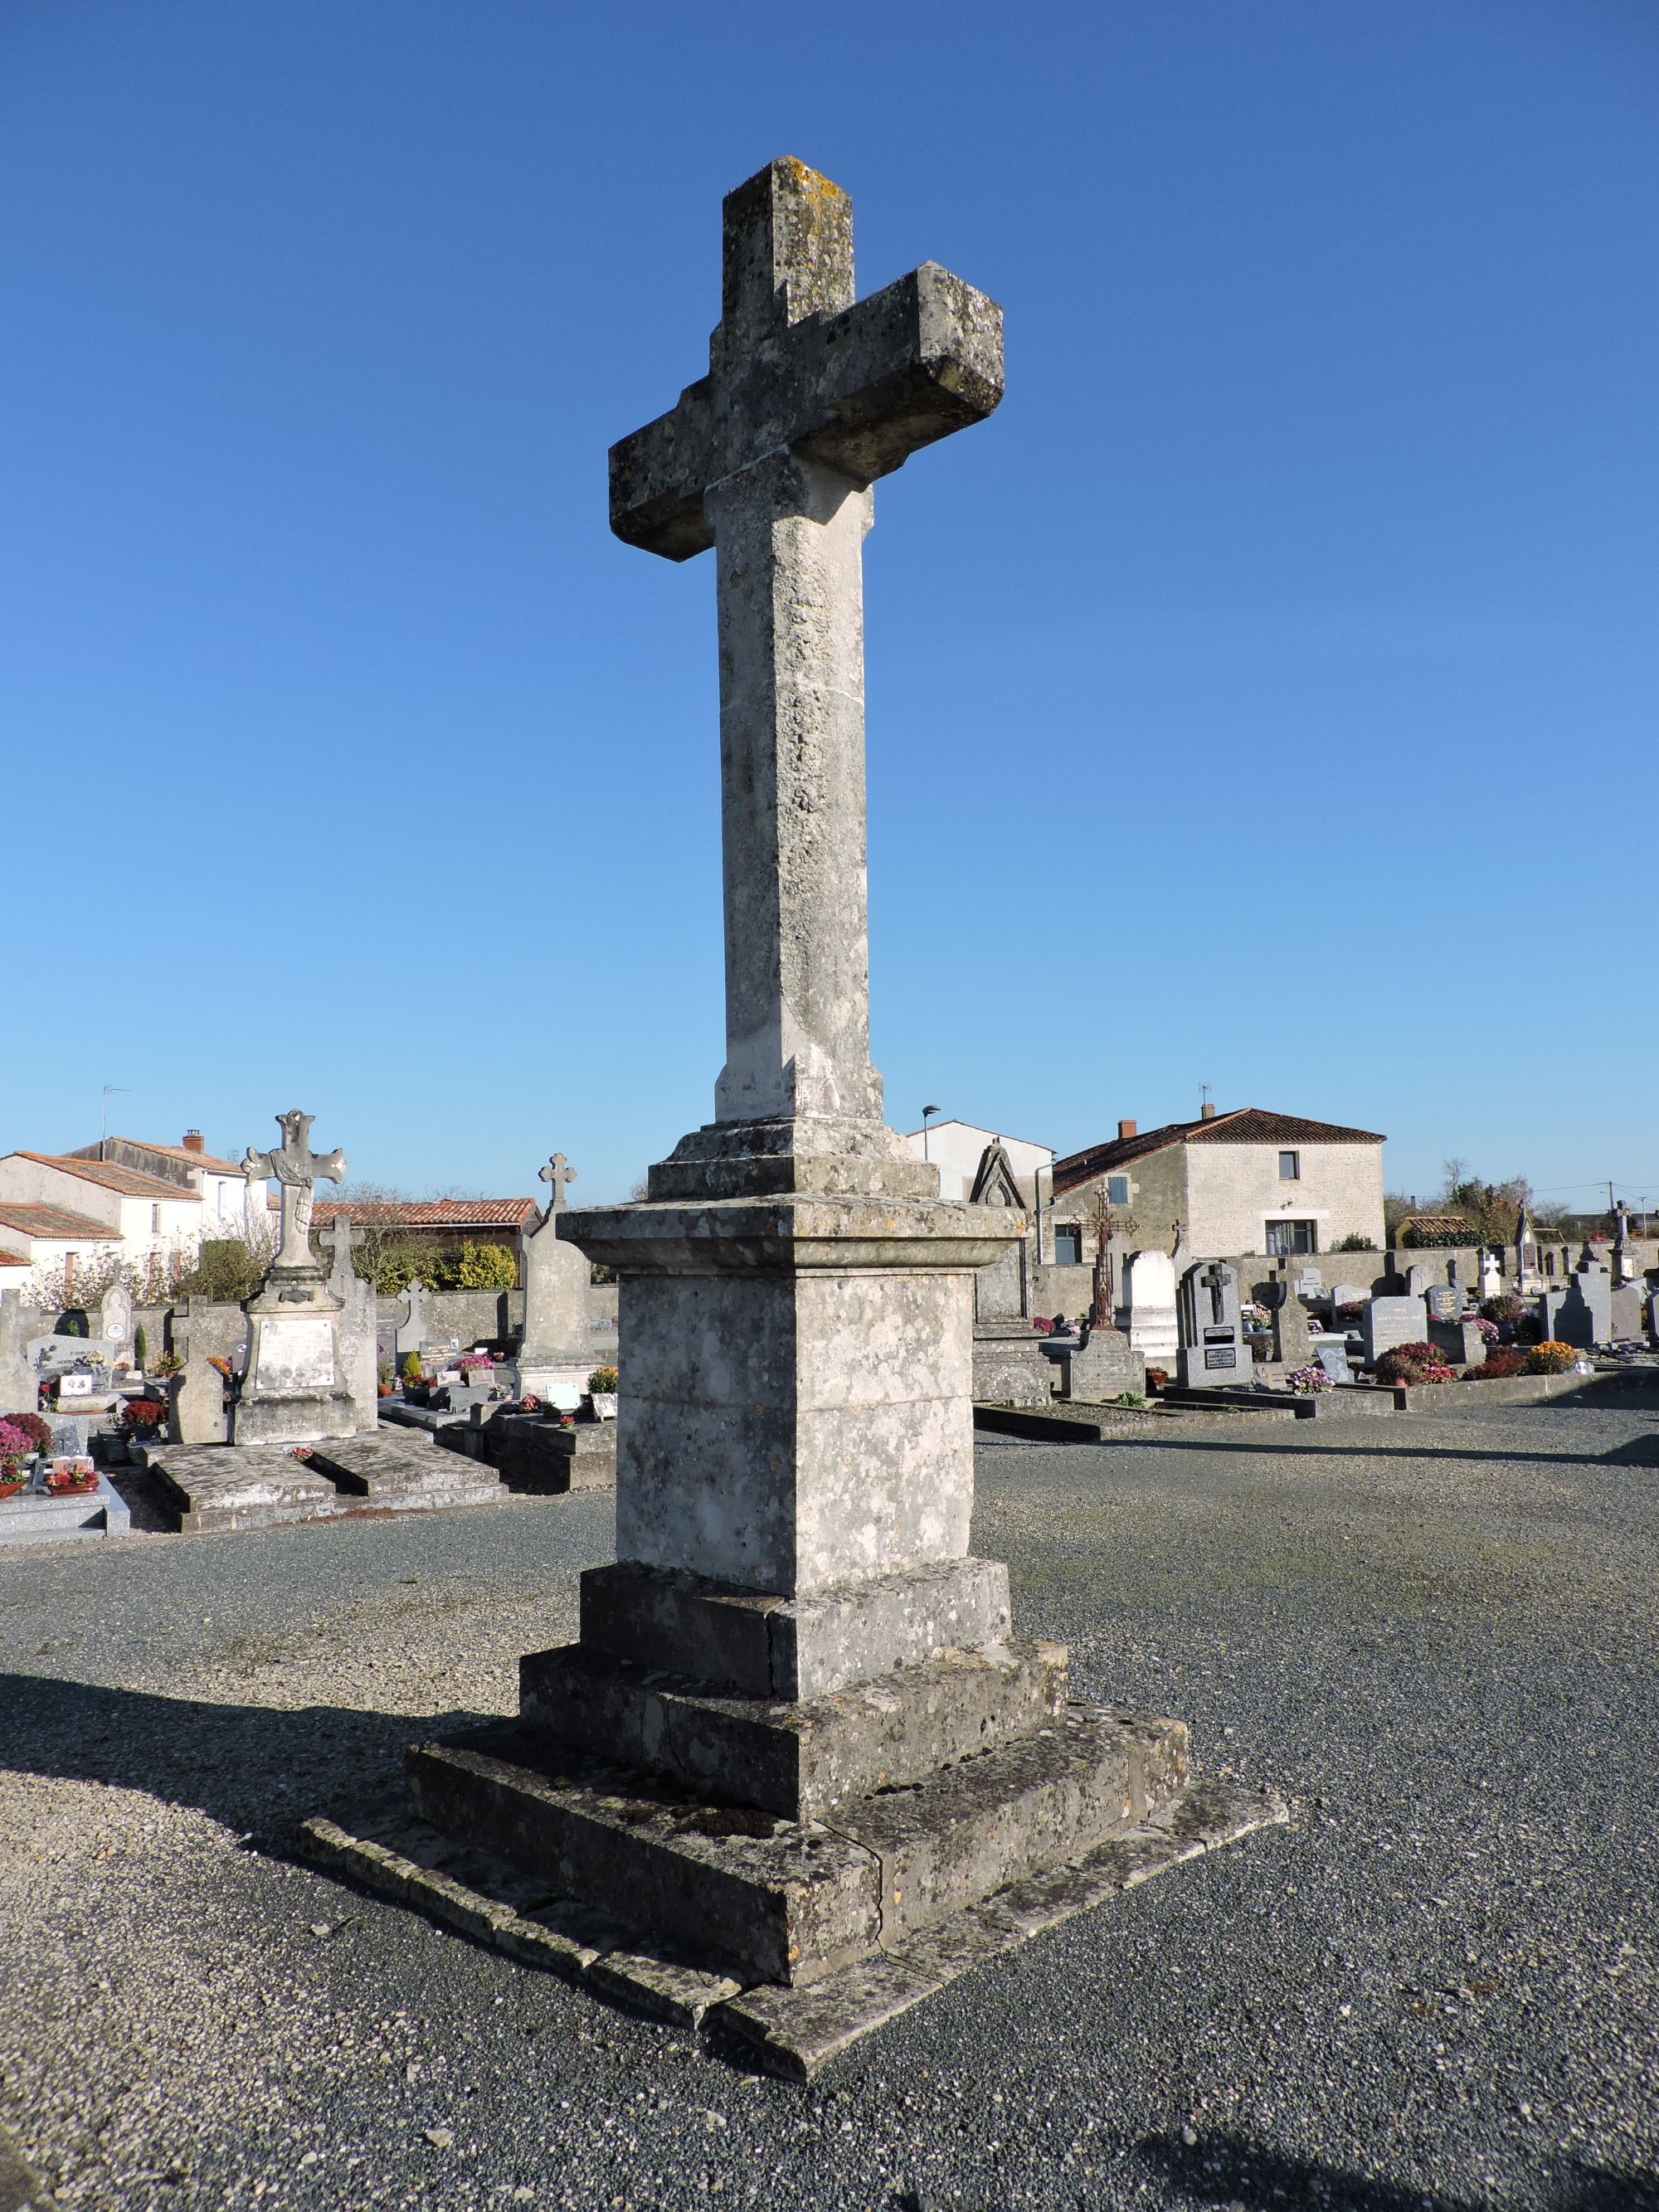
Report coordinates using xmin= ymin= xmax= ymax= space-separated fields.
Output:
xmin=2 ymin=98 xmax=1654 ymax=2212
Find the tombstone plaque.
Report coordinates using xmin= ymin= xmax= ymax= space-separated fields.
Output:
xmin=1176 ymin=1260 xmax=1253 ymax=1389
xmin=1360 ymin=1296 xmax=1428 ymax=1366
xmin=1316 ymin=1344 xmax=1352 ymax=1385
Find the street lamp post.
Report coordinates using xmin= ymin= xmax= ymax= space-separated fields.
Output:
xmin=921 ymin=1104 xmax=941 ymax=1162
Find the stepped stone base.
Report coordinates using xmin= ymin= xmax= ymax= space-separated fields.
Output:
xmin=300 ymin=1771 xmax=1284 ymax=2077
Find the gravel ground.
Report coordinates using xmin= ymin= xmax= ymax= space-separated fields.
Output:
xmin=0 ymin=1398 xmax=1655 ymax=2211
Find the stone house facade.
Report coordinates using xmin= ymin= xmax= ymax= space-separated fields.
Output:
xmin=1048 ymin=1106 xmax=1387 ymax=1266
xmin=0 ymin=1152 xmax=207 ymax=1299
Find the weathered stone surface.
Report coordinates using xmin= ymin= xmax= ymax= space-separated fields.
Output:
xmin=474 ymin=1411 xmax=615 ymax=1492
xmin=1051 ymin=1328 xmax=1145 ymax=1401
xmin=406 ymin=1732 xmax=883 ymax=1987
xmin=830 ymin=1705 xmax=1187 ymax=1943
xmin=518 ymin=1639 xmax=1068 ymax=1820
xmin=577 ymin=1557 xmax=1013 ymax=1700
xmin=0 ymin=1289 xmax=30 ymax=1416
xmin=711 ymin=1777 xmax=1286 ymax=2078
xmin=971 ymin=1321 xmax=1054 ymax=1407
xmin=147 ymin=1443 xmax=343 ymax=1533
xmin=303 ymin=1432 xmax=502 ymax=1511
xmin=587 ymin=1951 xmax=744 ymax=2028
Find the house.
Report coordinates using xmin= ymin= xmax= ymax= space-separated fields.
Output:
xmin=64 ymin=1130 xmax=266 ymax=1238
xmin=309 ymin=1198 xmax=541 ymax=1285
xmin=1050 ymin=1106 xmax=1387 ymax=1263
xmin=899 ymin=1121 xmax=1054 ymax=1205
xmin=0 ymin=1152 xmax=207 ymax=1299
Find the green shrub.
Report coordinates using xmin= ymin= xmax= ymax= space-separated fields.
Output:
xmin=1334 ymin=1233 xmax=1376 ymax=1252
xmin=134 ymin=1324 xmax=148 ymax=1369
xmin=454 ymin=1241 xmax=517 ymax=1290
xmin=401 ymin=1350 xmax=423 ymax=1382
xmin=587 ymin=1367 xmax=619 ymax=1394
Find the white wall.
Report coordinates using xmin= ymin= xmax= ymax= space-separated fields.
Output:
xmin=901 ymin=1122 xmax=1054 ymax=1203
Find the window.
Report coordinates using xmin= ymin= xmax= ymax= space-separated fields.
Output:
xmin=1278 ymin=1151 xmax=1300 ymax=1181
xmin=1267 ymin=1219 xmax=1318 ymax=1257
xmin=152 ymin=1204 xmax=161 ymax=1233
xmin=1054 ymin=1224 xmax=1083 ymax=1266
xmin=1107 ymin=1175 xmax=1130 ymax=1207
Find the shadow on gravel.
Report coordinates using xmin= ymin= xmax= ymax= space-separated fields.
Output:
xmin=1105 ymin=1437 xmax=1659 ymax=1470
xmin=0 ymin=1672 xmax=480 ymax=1850
xmin=1136 ymin=2130 xmax=1659 ymax=2210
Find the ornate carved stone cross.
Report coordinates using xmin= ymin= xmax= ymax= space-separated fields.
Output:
xmin=538 ymin=1153 xmax=576 ymax=1213
xmin=611 ymin=157 xmax=1002 ymax=1128
xmin=242 ymin=1110 xmax=347 ymax=1276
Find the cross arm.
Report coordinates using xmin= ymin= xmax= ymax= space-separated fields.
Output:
xmin=610 ymin=377 xmax=718 ymax=562
xmin=800 ymin=264 xmax=1004 ymax=487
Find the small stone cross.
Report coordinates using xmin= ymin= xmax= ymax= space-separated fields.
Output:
xmin=539 ymin=1153 xmax=576 ymax=1213
xmin=319 ymin=1215 xmax=365 ymax=1295
xmin=611 ymin=158 xmax=1002 ymax=1127
xmin=241 ymin=1110 xmax=348 ymax=1274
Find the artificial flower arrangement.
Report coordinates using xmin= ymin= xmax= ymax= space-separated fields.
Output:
xmin=1373 ymin=1343 xmax=1457 ymax=1386
xmin=1525 ymin=1340 xmax=1578 ymax=1375
xmin=1473 ymin=1348 xmax=1530 ymax=1379
xmin=1286 ymin=1364 xmax=1333 ymax=1394
xmin=118 ymin=1398 xmax=168 ymax=1440
xmin=44 ymin=1458 xmax=98 ymax=1495
xmin=0 ymin=1420 xmax=35 ymax=1491
xmin=459 ymin=1351 xmax=494 ymax=1375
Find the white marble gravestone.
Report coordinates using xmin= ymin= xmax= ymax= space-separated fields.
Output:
xmin=1123 ymin=1248 xmax=1180 ymax=1363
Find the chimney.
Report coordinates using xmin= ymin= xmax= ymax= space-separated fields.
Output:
xmin=1117 ymin=1119 xmax=1136 ymax=1142
xmin=182 ymin=1130 xmax=205 ymax=1153
xmin=1199 ymin=1102 xmax=1216 ymax=1121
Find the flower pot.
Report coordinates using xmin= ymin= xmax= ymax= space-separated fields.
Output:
xmin=0 ymin=1477 xmax=25 ymax=1499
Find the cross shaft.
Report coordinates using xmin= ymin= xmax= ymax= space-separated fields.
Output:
xmin=611 ymin=160 xmax=1002 ymax=1130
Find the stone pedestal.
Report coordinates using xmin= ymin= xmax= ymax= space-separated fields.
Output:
xmin=510 ymin=1175 xmax=593 ymax=1402
xmin=1052 ymin=1327 xmax=1145 ymax=1401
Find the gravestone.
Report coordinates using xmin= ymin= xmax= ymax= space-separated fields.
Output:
xmin=394 ymin=1281 xmax=433 ymax=1369
xmin=1360 ymin=1296 xmax=1428 ymax=1367
xmin=1429 ymin=1315 xmax=1486 ymax=1367
xmin=95 ymin=1282 xmax=134 ymax=1362
xmin=230 ymin=1111 xmax=353 ymax=1444
xmin=1122 ymin=1248 xmax=1180 ymax=1363
xmin=1052 ymin=1327 xmax=1145 ymax=1402
xmin=1328 ymin=1282 xmax=1367 ymax=1312
xmin=1612 ymin=1204 xmax=1637 ymax=1286
xmin=0 ymin=1291 xmax=31 ymax=1415
xmin=1176 ymin=1259 xmax=1253 ymax=1388
xmin=1404 ymin=1263 xmax=1430 ymax=1300
xmin=1608 ymin=1284 xmax=1641 ymax=1339
xmin=1316 ymin=1343 xmax=1353 ymax=1385
xmin=322 ymin=1218 xmax=379 ymax=1434
xmin=1425 ymin=1285 xmax=1459 ymax=1323
xmin=1548 ymin=1247 xmax=1612 ymax=1349
xmin=1650 ymin=1291 xmax=1659 ymax=1340
xmin=1477 ymin=1248 xmax=1502 ymax=1301
xmin=167 ymin=1318 xmax=228 ymax=1446
xmin=1444 ymin=1258 xmax=1467 ymax=1315
xmin=1294 ymin=1266 xmax=1323 ymax=1300
xmin=354 ymin=158 xmax=1276 ymax=2070
xmin=511 ymin=1153 xmax=595 ymax=1401
xmin=1265 ymin=1266 xmax=1314 ymax=1369
xmin=969 ymin=1140 xmax=1049 ymax=1407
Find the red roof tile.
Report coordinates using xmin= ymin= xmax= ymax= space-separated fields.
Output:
xmin=0 ymin=1250 xmax=29 ymax=1268
xmin=9 ymin=1154 xmax=202 ymax=1202
xmin=0 ymin=1203 xmax=114 ymax=1240
xmin=310 ymin=1198 xmax=538 ymax=1230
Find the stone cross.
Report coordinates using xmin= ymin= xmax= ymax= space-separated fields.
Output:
xmin=319 ymin=1216 xmax=366 ymax=1297
xmin=611 ymin=158 xmax=1002 ymax=1126
xmin=241 ymin=1110 xmax=347 ymax=1275
xmin=539 ymin=1153 xmax=576 ymax=1213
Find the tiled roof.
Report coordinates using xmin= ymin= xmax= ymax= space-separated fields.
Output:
xmin=10 ymin=1154 xmax=202 ymax=1203
xmin=1053 ymin=1108 xmax=1386 ymax=1195
xmin=1399 ymin=1213 xmax=1479 ymax=1239
xmin=0 ymin=1250 xmax=29 ymax=1268
xmin=0 ymin=1203 xmax=113 ymax=1241
xmin=109 ymin=1137 xmax=246 ymax=1176
xmin=310 ymin=1198 xmax=539 ymax=1229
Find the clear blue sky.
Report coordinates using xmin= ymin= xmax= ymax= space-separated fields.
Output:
xmin=4 ymin=1 xmax=1656 ymax=1213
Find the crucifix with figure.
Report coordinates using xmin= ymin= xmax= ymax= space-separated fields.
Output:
xmin=241 ymin=1110 xmax=347 ymax=1276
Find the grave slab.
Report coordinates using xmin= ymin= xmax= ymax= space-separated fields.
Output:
xmin=0 ymin=1472 xmax=130 ymax=1548
xmin=146 ymin=1443 xmax=345 ymax=1534
xmin=303 ymin=1432 xmax=503 ymax=1511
